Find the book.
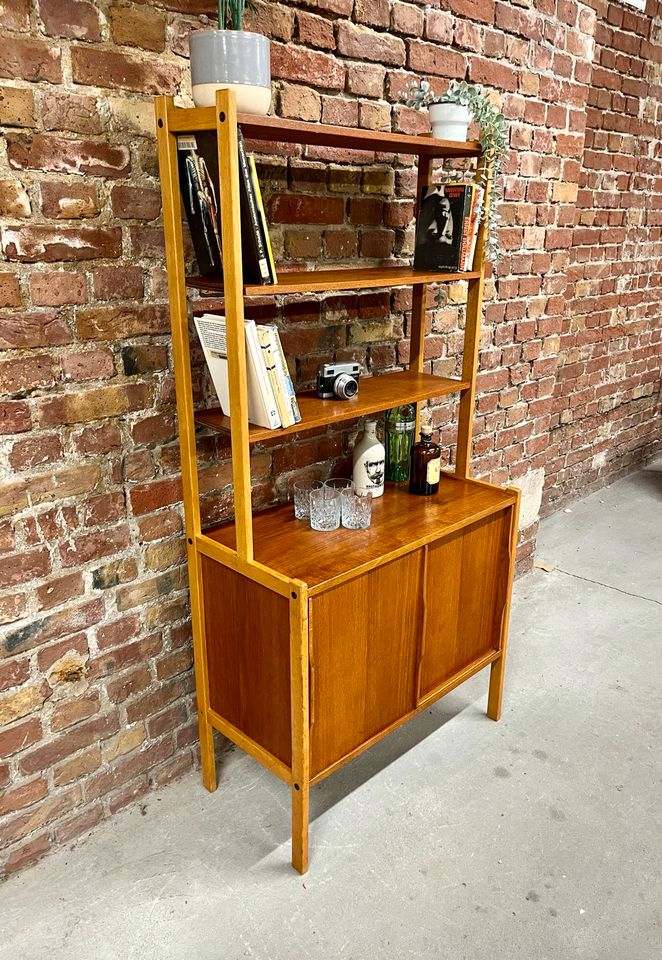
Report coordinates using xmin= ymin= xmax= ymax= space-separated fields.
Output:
xmin=413 ymin=182 xmax=475 ymax=272
xmin=249 ymin=155 xmax=277 ymax=284
xmin=256 ymin=325 xmax=294 ymax=428
xmin=459 ymin=184 xmax=476 ymax=270
xmin=237 ymin=129 xmax=271 ymax=285
xmin=194 ymin=313 xmax=281 ymax=430
xmin=260 ymin=324 xmax=301 ymax=426
xmin=177 ymin=131 xmax=274 ymax=285
xmin=464 ymin=185 xmax=484 ymax=270
xmin=177 ymin=136 xmax=222 ymax=277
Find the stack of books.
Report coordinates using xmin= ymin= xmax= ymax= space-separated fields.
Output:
xmin=413 ymin=181 xmax=484 ymax=273
xmin=177 ymin=129 xmax=277 ymax=286
xmin=194 ymin=314 xmax=301 ymax=431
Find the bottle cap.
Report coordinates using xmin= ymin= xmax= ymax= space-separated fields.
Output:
xmin=420 ymin=425 xmax=433 ymax=437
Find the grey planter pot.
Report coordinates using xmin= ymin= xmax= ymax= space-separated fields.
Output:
xmin=190 ymin=29 xmax=271 ymax=115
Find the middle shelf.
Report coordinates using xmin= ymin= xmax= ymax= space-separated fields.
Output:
xmin=187 ymin=265 xmax=482 ymax=299
xmin=194 ymin=369 xmax=469 ymax=443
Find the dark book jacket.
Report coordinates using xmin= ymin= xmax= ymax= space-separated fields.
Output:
xmin=413 ymin=183 xmax=473 ymax=272
xmin=176 ymin=131 xmax=272 ymax=285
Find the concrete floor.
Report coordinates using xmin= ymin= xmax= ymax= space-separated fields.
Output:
xmin=1 ymin=460 xmax=661 ymax=960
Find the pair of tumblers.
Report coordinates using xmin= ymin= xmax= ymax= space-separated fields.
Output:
xmin=293 ymin=478 xmax=372 ymax=530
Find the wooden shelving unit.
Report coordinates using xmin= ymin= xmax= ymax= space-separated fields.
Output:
xmin=155 ymin=91 xmax=520 ymax=874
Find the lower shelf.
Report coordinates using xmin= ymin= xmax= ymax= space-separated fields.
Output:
xmin=203 ymin=473 xmax=517 ymax=593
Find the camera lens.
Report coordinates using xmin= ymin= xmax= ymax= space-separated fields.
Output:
xmin=333 ymin=373 xmax=358 ymax=399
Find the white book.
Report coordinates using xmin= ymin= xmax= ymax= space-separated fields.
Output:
xmin=193 ymin=313 xmax=280 ymax=430
xmin=262 ymin=324 xmax=301 ymax=425
xmin=256 ymin=325 xmax=294 ymax=428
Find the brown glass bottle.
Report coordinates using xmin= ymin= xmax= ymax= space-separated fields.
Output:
xmin=409 ymin=425 xmax=441 ymax=496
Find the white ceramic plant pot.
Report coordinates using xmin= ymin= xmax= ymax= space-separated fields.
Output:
xmin=190 ymin=29 xmax=271 ymax=115
xmin=429 ymin=102 xmax=471 ymax=142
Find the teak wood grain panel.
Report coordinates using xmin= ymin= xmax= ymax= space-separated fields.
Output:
xmin=187 ymin=266 xmax=481 ymax=298
xmin=195 ymin=370 xmax=469 ymax=443
xmin=309 ymin=552 xmax=423 ymax=777
xmin=419 ymin=510 xmax=512 ymax=699
xmin=168 ymin=106 xmax=481 ymax=158
xmin=201 ymin=556 xmax=292 ymax=765
xmin=205 ymin=477 xmax=516 ymax=593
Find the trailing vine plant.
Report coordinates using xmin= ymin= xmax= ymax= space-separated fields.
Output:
xmin=403 ymin=79 xmax=507 ymax=267
xmin=217 ymin=0 xmax=256 ymax=30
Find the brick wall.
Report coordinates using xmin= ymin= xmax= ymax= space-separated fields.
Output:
xmin=0 ymin=0 xmax=660 ymax=878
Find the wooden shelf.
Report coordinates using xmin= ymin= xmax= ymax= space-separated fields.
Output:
xmin=203 ymin=476 xmax=516 ymax=593
xmin=167 ymin=106 xmax=481 ymax=159
xmin=195 ymin=370 xmax=468 ymax=443
xmin=187 ymin=265 xmax=481 ymax=299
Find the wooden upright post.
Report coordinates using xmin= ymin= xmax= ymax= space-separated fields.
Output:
xmin=214 ymin=89 xmax=254 ymax=561
xmin=409 ymin=153 xmax=433 ymax=437
xmin=155 ymin=96 xmax=216 ymax=791
xmin=455 ymin=155 xmax=492 ymax=478
xmin=289 ymin=581 xmax=310 ymax=873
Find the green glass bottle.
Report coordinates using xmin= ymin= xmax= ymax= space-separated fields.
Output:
xmin=385 ymin=404 xmax=416 ymax=482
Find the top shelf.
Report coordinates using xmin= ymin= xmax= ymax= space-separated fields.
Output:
xmin=167 ymin=106 xmax=482 ymax=159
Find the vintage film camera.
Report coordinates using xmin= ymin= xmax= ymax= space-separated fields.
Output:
xmin=316 ymin=362 xmax=361 ymax=400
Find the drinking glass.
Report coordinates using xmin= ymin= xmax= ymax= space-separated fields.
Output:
xmin=293 ymin=479 xmax=323 ymax=521
xmin=309 ymin=486 xmax=341 ymax=531
xmin=341 ymin=488 xmax=373 ymax=529
xmin=324 ymin=478 xmax=354 ymax=493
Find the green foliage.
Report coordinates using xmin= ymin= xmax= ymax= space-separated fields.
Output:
xmin=402 ymin=79 xmax=507 ymax=267
xmin=217 ymin=0 xmax=257 ymax=30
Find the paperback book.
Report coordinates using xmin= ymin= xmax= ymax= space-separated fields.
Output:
xmin=414 ymin=182 xmax=478 ymax=273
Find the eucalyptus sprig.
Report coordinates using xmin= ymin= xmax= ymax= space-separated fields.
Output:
xmin=217 ymin=0 xmax=257 ymax=30
xmin=403 ymin=79 xmax=507 ymax=267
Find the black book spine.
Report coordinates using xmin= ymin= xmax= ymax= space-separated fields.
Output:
xmin=237 ymin=129 xmax=271 ymax=285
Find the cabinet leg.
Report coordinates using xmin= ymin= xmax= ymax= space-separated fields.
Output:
xmin=291 ymin=780 xmax=309 ymax=874
xmin=487 ymin=656 xmax=505 ymax=721
xmin=199 ymin=712 xmax=217 ymax=792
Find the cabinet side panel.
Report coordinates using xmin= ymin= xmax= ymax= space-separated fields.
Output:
xmin=421 ymin=509 xmax=511 ymax=697
xmin=310 ymin=552 xmax=423 ymax=777
xmin=201 ymin=556 xmax=292 ymax=765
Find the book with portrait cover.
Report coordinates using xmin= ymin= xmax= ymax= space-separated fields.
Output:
xmin=413 ymin=182 xmax=474 ymax=272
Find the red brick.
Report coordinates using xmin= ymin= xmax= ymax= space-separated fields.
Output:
xmin=0 ymin=718 xmax=42 ymax=758
xmin=443 ymin=0 xmax=494 ymax=24
xmin=111 ymin=184 xmax=161 ymax=220
xmin=0 ymin=309 xmax=70 ymax=348
xmin=40 ymin=181 xmax=99 ymax=219
xmin=0 ymin=777 xmax=48 ymax=817
xmin=0 ymin=354 xmax=55 ymax=394
xmin=337 ymin=22 xmax=405 ymax=65
xmin=0 ymin=0 xmax=30 ymax=30
xmin=3 ymin=599 xmax=102 ymax=658
xmin=30 ymin=271 xmax=88 ymax=306
xmin=0 ymin=659 xmax=30 ymax=694
xmin=36 ymin=572 xmax=85 ymax=612
xmin=469 ymin=56 xmax=518 ymax=92
xmin=0 ymin=38 xmax=61 ymax=83
xmin=0 ymin=272 xmax=21 ymax=307
xmin=61 ymin=348 xmax=114 ymax=381
xmin=76 ymin=304 xmax=169 ymax=340
xmin=296 ymin=11 xmax=335 ymax=49
xmin=20 ymin=713 xmax=119 ymax=775
xmin=269 ymin=194 xmax=344 ymax=224
xmin=9 ymin=434 xmax=63 ymax=470
xmin=59 ymin=525 xmax=130 ymax=567
xmin=109 ymin=4 xmax=166 ymax=52
xmin=54 ymin=804 xmax=103 ymax=844
xmin=3 ymin=833 xmax=51 ymax=876
xmin=93 ymin=266 xmax=144 ymax=301
xmin=271 ymin=42 xmax=345 ymax=88
xmin=51 ymin=692 xmax=101 ymax=733
xmin=71 ymin=47 xmax=180 ymax=94
xmin=407 ymin=40 xmax=466 ymax=77
xmin=38 ymin=384 xmax=149 ymax=426
xmin=2 ymin=226 xmax=122 ymax=262
xmin=40 ymin=91 xmax=102 ymax=135
xmin=8 ymin=133 xmax=130 ymax=179
xmin=39 ymin=0 xmax=101 ymax=41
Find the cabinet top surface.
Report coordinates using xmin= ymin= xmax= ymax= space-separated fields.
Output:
xmin=166 ymin=105 xmax=482 ymax=159
xmin=203 ymin=475 xmax=516 ymax=591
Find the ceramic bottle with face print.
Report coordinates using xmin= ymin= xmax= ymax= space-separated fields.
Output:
xmin=352 ymin=420 xmax=385 ymax=498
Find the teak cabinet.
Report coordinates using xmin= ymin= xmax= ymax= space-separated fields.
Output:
xmin=155 ymin=91 xmax=520 ymax=873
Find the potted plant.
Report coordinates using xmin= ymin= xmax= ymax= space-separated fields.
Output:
xmin=403 ymin=79 xmax=507 ymax=266
xmin=190 ymin=0 xmax=271 ymax=115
